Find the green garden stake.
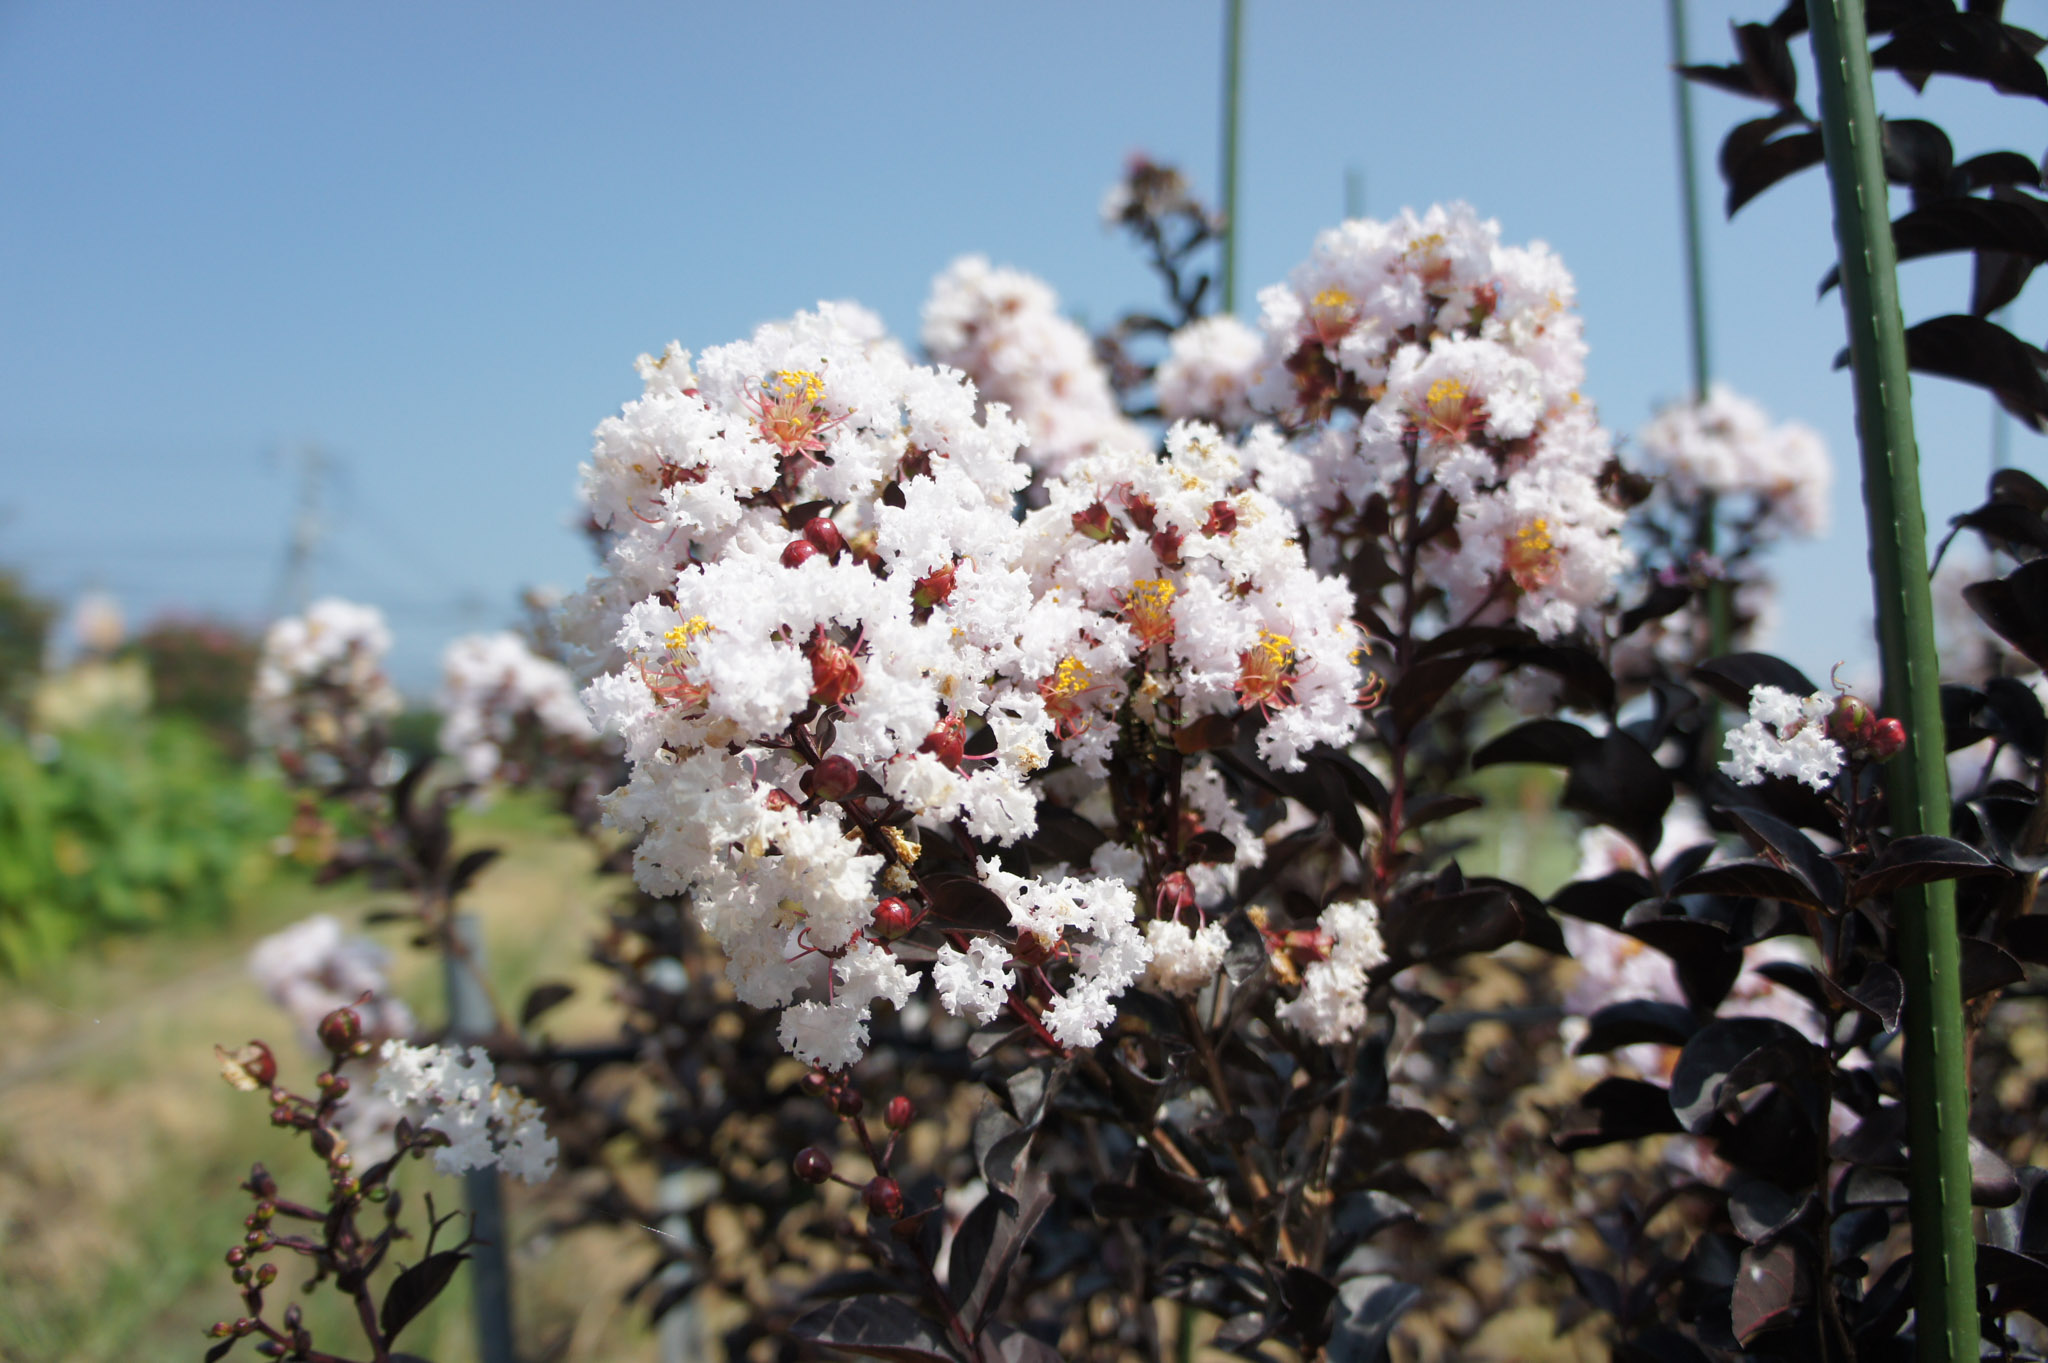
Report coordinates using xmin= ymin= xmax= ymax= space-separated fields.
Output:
xmin=1218 ymin=0 xmax=1244 ymax=315
xmin=1803 ymin=1 xmax=1977 ymax=1357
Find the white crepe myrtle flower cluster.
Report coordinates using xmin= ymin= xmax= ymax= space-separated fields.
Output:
xmin=248 ymin=914 xmax=416 ymax=1052
xmin=250 ymin=598 xmax=401 ymax=760
xmin=922 ymin=256 xmax=1146 ymax=478
xmin=374 ymin=1040 xmax=558 ymax=1182
xmin=1721 ymin=685 xmax=1844 ymax=792
xmin=438 ymin=631 xmax=597 ymax=783
xmin=1238 ymin=203 xmax=1628 ymax=641
xmin=1636 ymin=384 xmax=1831 ymax=539
xmin=1018 ymin=421 xmax=1366 ymax=775
xmin=1155 ymin=314 xmax=1264 ymax=429
xmin=568 ymin=301 xmax=1365 ymax=1069
xmin=1272 ymin=898 xmax=1389 ymax=1044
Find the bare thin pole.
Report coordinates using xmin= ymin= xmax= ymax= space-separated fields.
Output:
xmin=1219 ymin=0 xmax=1244 ymax=313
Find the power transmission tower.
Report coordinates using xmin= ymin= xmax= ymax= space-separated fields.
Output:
xmin=272 ymin=442 xmax=329 ymax=618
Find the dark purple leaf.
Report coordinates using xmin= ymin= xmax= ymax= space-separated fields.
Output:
xmin=1669 ymin=1017 xmax=1814 ymax=1134
xmin=1727 ymin=806 xmax=1846 ymax=907
xmin=1670 ymin=858 xmax=1829 ymax=910
xmin=519 ymin=982 xmax=575 ymax=1028
xmin=1693 ymin=652 xmax=1820 ymax=708
xmin=447 ymin=847 xmax=501 ymax=895
xmin=789 ymin=1298 xmax=962 ymax=1362
xmin=1821 ymin=193 xmax=2048 ymax=295
xmin=1849 ymin=962 xmax=1907 ymax=1032
xmin=1575 ymin=1000 xmax=1699 ymax=1056
xmin=1554 ymin=1077 xmax=1686 ymax=1152
xmin=1870 ymin=314 xmax=2048 ymax=430
xmin=1959 ymin=150 xmax=2044 ymax=191
xmin=1731 ymin=1240 xmax=1809 ymax=1343
xmin=1963 ymin=935 xmax=2028 ymax=1001
xmin=1280 ymin=1265 xmax=1339 ymax=1349
xmin=379 ymin=1249 xmax=470 ymax=1343
xmin=1550 ymin=871 xmax=1656 ymax=930
xmin=1966 ymin=558 xmax=2048 ymax=667
xmin=1727 ymin=128 xmax=1825 ymax=215
xmin=1872 ymin=14 xmax=2048 ymax=102
xmin=1326 ymin=1275 xmax=1421 ymax=1363
xmin=1340 ymin=1105 xmax=1456 ymax=1171
xmin=1379 ymin=887 xmax=1520 ymax=972
xmin=923 ymin=874 xmax=1011 ymax=933
xmin=204 ymin=1342 xmax=237 ymax=1363
xmin=1851 ymin=835 xmax=2005 ymax=900
xmin=1727 ymin=1178 xmax=1814 ymax=1243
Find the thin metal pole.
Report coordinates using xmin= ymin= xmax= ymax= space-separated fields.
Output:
xmin=445 ymin=913 xmax=517 ymax=1363
xmin=1804 ymin=2 xmax=1976 ymax=1358
xmin=1219 ymin=0 xmax=1244 ymax=314
xmin=1668 ymin=0 xmax=1733 ymax=655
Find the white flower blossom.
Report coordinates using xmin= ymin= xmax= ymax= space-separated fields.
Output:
xmin=1637 ymin=384 xmax=1830 ymax=539
xmin=438 ymin=632 xmax=596 ymax=783
xmin=1721 ymin=685 xmax=1843 ymax=791
xmin=374 ymin=1040 xmax=557 ymax=1182
xmin=250 ymin=598 xmax=401 ymax=761
xmin=248 ymin=914 xmax=415 ymax=1051
xmin=1274 ymin=899 xmax=1387 ymax=1044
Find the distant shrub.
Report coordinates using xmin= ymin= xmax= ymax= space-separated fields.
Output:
xmin=0 ymin=716 xmax=288 ymax=973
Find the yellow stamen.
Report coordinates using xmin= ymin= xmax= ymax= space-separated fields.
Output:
xmin=1312 ymin=287 xmax=1353 ymax=310
xmin=1048 ymin=655 xmax=1094 ymax=698
xmin=770 ymin=368 xmax=825 ymax=405
xmin=664 ymin=616 xmax=712 ymax=651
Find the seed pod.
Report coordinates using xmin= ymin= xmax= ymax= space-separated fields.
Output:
xmin=872 ymin=897 xmax=917 ymax=940
xmin=885 ymin=1095 xmax=914 ymax=1131
xmin=863 ymin=1176 xmax=904 ymax=1220
xmin=780 ymin=538 xmax=819 ymax=569
xmin=792 ymin=1147 xmax=833 ymax=1184
xmin=802 ymin=516 xmax=847 ymax=559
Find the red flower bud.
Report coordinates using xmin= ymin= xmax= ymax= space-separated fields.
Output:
xmin=920 ymin=713 xmax=967 ymax=770
xmin=802 ymin=516 xmax=847 ymax=559
xmin=1155 ymin=871 xmax=1197 ymax=919
xmin=316 ymin=1007 xmax=361 ymax=1054
xmin=1870 ymin=717 xmax=1907 ymax=760
xmin=1072 ymin=501 xmax=1124 ymax=542
xmin=885 ymin=1095 xmax=914 ymax=1130
xmin=912 ymin=561 xmax=957 ymax=610
xmin=801 ymin=1070 xmax=831 ymax=1095
xmin=793 ymin=1147 xmax=833 ymax=1184
xmin=863 ymin=1175 xmax=904 ymax=1220
xmin=833 ymin=1087 xmax=865 ymax=1118
xmin=1122 ymin=491 xmax=1159 ymax=533
xmin=780 ymin=538 xmax=819 ymax=569
xmin=872 ymin=896 xmax=917 ymax=939
xmin=1150 ymin=525 xmax=1185 ymax=569
xmin=805 ymin=627 xmax=863 ymax=707
xmin=1826 ymin=694 xmax=1876 ymax=748
xmin=1011 ymin=931 xmax=1056 ymax=968
xmin=1201 ymin=500 xmax=1238 ymax=537
xmin=804 ymin=755 xmax=861 ymax=803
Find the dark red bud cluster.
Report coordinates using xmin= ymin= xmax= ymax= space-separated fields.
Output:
xmin=863 ymin=1176 xmax=904 ymax=1220
xmin=1201 ymin=500 xmax=1238 ymax=537
xmin=803 ymin=755 xmax=861 ymax=803
xmin=316 ymin=1006 xmax=361 ymax=1054
xmin=920 ymin=713 xmax=968 ymax=770
xmin=782 ymin=516 xmax=848 ymax=569
xmin=1827 ymin=695 xmax=1907 ymax=762
xmin=912 ymin=561 xmax=957 ymax=610
xmin=793 ymin=1147 xmax=833 ymax=1184
xmin=1072 ymin=502 xmax=1122 ymax=542
xmin=872 ymin=896 xmax=918 ymax=940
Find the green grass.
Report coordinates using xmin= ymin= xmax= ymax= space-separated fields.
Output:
xmin=0 ymin=792 xmax=653 ymax=1363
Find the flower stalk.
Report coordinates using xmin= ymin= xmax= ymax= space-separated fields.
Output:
xmin=1803 ymin=1 xmax=1975 ymax=1357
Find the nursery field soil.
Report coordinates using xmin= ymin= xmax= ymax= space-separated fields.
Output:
xmin=0 ymin=795 xmax=658 ymax=1363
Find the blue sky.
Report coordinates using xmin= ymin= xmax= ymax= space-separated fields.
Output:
xmin=3 ymin=1 xmax=2045 ymax=691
